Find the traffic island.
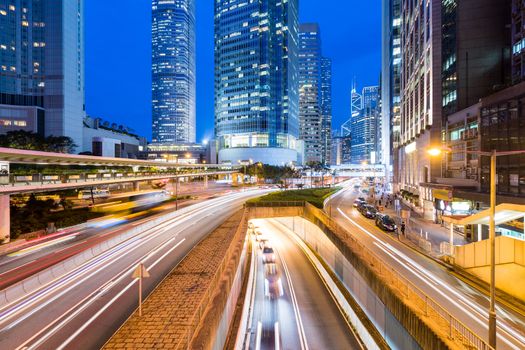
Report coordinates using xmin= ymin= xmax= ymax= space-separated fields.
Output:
xmin=102 ymin=209 xmax=249 ymax=350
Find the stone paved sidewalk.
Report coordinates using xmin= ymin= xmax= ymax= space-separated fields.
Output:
xmin=103 ymin=210 xmax=244 ymax=350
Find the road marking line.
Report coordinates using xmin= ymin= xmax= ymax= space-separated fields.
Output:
xmin=274 ymin=321 xmax=280 ymax=350
xmin=337 ymin=207 xmax=525 ymax=349
xmin=255 ymin=321 xmax=262 ymax=350
xmin=277 ymin=244 xmax=309 ymax=350
xmin=16 ymin=238 xmax=186 ymax=350
xmin=269 ymin=218 xmax=366 ymax=350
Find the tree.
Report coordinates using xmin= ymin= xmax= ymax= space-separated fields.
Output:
xmin=0 ymin=130 xmax=76 ymax=153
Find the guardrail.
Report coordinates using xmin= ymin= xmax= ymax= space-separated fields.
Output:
xmin=304 ymin=203 xmax=493 ymax=350
xmin=245 ymin=201 xmax=305 ymax=208
xmin=1 ymin=170 xmax=234 ymax=186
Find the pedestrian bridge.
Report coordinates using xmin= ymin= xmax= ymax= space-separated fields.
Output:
xmin=331 ymin=164 xmax=388 ymax=178
xmin=0 ymin=147 xmax=240 ymax=195
xmin=0 ymin=147 xmax=241 ymax=243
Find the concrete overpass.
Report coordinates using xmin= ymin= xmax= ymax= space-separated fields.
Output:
xmin=0 ymin=147 xmax=243 ymax=243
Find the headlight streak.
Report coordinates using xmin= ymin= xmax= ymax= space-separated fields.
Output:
xmin=337 ymin=208 xmax=525 ymax=349
xmin=0 ymin=191 xmax=259 ymax=344
xmin=0 ymin=191 xmax=250 ymax=321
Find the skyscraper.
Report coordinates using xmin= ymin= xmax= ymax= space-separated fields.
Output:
xmin=0 ymin=0 xmax=85 ymax=149
xmin=320 ymin=57 xmax=333 ymax=164
xmin=512 ymin=0 xmax=525 ymax=83
xmin=381 ymin=0 xmax=401 ymax=184
xmin=350 ymin=85 xmax=381 ymax=164
xmin=152 ymin=0 xmax=196 ymax=144
xmin=299 ymin=23 xmax=323 ymax=164
xmin=396 ymin=0 xmax=511 ymax=219
xmin=214 ymin=0 xmax=300 ymax=166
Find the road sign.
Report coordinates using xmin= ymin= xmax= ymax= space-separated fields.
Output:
xmin=132 ymin=263 xmax=150 ymax=279
xmin=132 ymin=263 xmax=150 ymax=317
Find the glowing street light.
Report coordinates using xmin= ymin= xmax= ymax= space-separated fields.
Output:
xmin=428 ymin=145 xmax=525 ymax=348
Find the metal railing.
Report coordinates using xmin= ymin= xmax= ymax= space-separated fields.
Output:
xmin=0 ymin=170 xmax=234 ymax=188
xmin=245 ymin=201 xmax=305 ymax=208
xmin=304 ymin=202 xmax=493 ymax=350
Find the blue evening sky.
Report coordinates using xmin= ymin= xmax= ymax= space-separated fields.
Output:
xmin=85 ymin=1 xmax=381 ymax=142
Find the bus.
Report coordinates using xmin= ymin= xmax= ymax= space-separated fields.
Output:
xmin=91 ymin=190 xmax=171 ymax=213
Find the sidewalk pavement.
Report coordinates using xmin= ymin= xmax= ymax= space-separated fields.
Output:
xmin=378 ymin=195 xmax=467 ymax=258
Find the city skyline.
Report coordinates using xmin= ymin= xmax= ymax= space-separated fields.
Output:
xmin=0 ymin=2 xmax=524 ymax=350
xmin=84 ymin=0 xmax=381 ymax=142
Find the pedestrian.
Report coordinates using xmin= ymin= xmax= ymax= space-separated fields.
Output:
xmin=400 ymin=222 xmax=406 ymax=236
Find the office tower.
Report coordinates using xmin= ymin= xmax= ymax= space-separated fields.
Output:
xmin=152 ymin=0 xmax=196 ymax=144
xmin=299 ymin=23 xmax=323 ymax=164
xmin=397 ymin=0 xmax=511 ymax=219
xmin=321 ymin=57 xmax=333 ymax=164
xmin=512 ymin=0 xmax=525 ymax=83
xmin=441 ymin=0 xmax=510 ymax=118
xmin=381 ymin=0 xmax=401 ymax=184
xmin=214 ymin=0 xmax=299 ymax=165
xmin=351 ymin=85 xmax=381 ymax=165
xmin=0 ymin=0 xmax=85 ymax=150
xmin=397 ymin=0 xmax=443 ymax=219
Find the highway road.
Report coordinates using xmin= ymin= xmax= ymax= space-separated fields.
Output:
xmin=0 ymin=189 xmax=266 ymax=350
xmin=245 ymin=218 xmax=363 ymax=350
xmin=0 ymin=186 xmax=235 ymax=290
xmin=328 ymin=183 xmax=525 ymax=350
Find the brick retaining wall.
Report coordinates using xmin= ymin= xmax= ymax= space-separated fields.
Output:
xmin=103 ymin=210 xmax=247 ymax=350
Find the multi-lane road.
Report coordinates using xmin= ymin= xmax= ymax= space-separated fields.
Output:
xmin=0 ymin=185 xmax=232 ymax=290
xmin=244 ymin=218 xmax=363 ymax=350
xmin=328 ymin=183 xmax=525 ymax=350
xmin=0 ymin=190 xmax=265 ymax=350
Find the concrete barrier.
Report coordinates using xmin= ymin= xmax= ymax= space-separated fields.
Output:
xmin=276 ymin=218 xmax=383 ymax=350
xmin=0 ymin=202 xmax=205 ymax=307
xmin=247 ymin=204 xmax=491 ymax=350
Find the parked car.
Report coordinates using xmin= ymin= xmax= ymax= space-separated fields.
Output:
xmin=375 ymin=214 xmax=397 ymax=232
xmin=353 ymin=198 xmax=366 ymax=208
xmin=358 ymin=204 xmax=377 ymax=219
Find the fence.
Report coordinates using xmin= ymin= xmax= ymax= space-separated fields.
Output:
xmin=303 ymin=202 xmax=492 ymax=350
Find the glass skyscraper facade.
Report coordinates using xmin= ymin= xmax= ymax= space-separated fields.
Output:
xmin=0 ymin=0 xmax=85 ymax=149
xmin=381 ymin=0 xmax=401 ymax=182
xmin=152 ymin=0 xmax=196 ymax=144
xmin=214 ymin=0 xmax=299 ymax=165
xmin=299 ymin=23 xmax=323 ymax=164
xmin=350 ymin=85 xmax=381 ymax=164
xmin=320 ymin=57 xmax=332 ymax=164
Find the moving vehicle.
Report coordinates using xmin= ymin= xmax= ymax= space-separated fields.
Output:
xmin=358 ymin=204 xmax=378 ymax=219
xmin=264 ymin=263 xmax=284 ymax=299
xmin=375 ymin=214 xmax=397 ymax=232
xmin=262 ymin=245 xmax=276 ymax=263
xmin=91 ymin=190 xmax=170 ymax=213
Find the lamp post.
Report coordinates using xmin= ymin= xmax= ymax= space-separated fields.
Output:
xmin=428 ymin=147 xmax=525 ymax=348
xmin=238 ymin=159 xmax=253 ymax=191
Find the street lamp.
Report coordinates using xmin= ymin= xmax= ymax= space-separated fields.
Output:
xmin=428 ymin=146 xmax=525 ymax=348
